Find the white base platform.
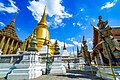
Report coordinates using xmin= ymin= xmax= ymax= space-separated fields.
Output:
xmin=7 ymin=52 xmax=43 ymax=80
xmin=50 ymin=56 xmax=66 ymax=74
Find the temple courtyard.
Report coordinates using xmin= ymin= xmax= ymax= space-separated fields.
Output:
xmin=33 ymin=69 xmax=100 ymax=80
xmin=0 ymin=69 xmax=100 ymax=80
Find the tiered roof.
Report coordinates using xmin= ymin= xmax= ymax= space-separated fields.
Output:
xmin=0 ymin=14 xmax=21 ymax=42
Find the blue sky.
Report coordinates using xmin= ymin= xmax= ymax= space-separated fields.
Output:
xmin=0 ymin=0 xmax=120 ymax=55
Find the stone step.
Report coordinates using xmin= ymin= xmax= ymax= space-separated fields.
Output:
xmin=7 ymin=73 xmax=32 ymax=80
xmin=50 ymin=70 xmax=66 ymax=74
xmin=0 ymin=64 xmax=13 ymax=68
xmin=12 ymin=69 xmax=41 ymax=73
xmin=15 ymin=64 xmax=32 ymax=68
xmin=0 ymin=69 xmax=11 ymax=72
xmin=0 ymin=72 xmax=9 ymax=78
xmin=12 ymin=69 xmax=30 ymax=73
xmin=7 ymin=71 xmax=42 ymax=80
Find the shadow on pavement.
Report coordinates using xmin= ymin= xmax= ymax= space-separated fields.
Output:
xmin=56 ymin=69 xmax=101 ymax=80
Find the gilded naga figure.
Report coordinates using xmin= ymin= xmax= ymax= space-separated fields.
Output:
xmin=97 ymin=16 xmax=120 ymax=65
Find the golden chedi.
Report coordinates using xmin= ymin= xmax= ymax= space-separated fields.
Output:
xmin=35 ymin=6 xmax=50 ymax=50
xmin=23 ymin=6 xmax=55 ymax=55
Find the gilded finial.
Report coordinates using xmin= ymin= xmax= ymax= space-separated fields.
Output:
xmin=38 ymin=6 xmax=47 ymax=26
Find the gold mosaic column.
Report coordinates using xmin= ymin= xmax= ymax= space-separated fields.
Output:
xmin=8 ymin=40 xmax=14 ymax=54
xmin=3 ymin=38 xmax=10 ymax=54
xmin=27 ymin=40 xmax=31 ymax=49
xmin=22 ymin=41 xmax=27 ymax=51
xmin=14 ymin=42 xmax=18 ymax=52
xmin=0 ymin=36 xmax=6 ymax=50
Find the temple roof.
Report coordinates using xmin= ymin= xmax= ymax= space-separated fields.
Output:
xmin=111 ymin=29 xmax=120 ymax=35
xmin=0 ymin=14 xmax=21 ymax=42
xmin=112 ymin=27 xmax=120 ymax=30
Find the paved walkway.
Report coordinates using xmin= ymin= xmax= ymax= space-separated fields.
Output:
xmin=33 ymin=69 xmax=100 ymax=80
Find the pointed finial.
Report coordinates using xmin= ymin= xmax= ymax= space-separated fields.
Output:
xmin=77 ymin=45 xmax=79 ymax=52
xmin=98 ymin=15 xmax=102 ymax=22
xmin=63 ymin=42 xmax=66 ymax=50
xmin=83 ymin=36 xmax=85 ymax=41
xmin=55 ymin=40 xmax=58 ymax=44
xmin=82 ymin=36 xmax=86 ymax=45
xmin=10 ymin=12 xmax=17 ymax=27
xmin=38 ymin=6 xmax=47 ymax=26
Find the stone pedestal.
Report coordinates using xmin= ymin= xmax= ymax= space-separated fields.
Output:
xmin=7 ymin=52 xmax=42 ymax=80
xmin=50 ymin=55 xmax=66 ymax=74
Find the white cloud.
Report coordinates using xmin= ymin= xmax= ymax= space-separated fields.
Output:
xmin=81 ymin=26 xmax=86 ymax=30
xmin=72 ymin=41 xmax=82 ymax=47
xmin=76 ymin=22 xmax=82 ymax=26
xmin=80 ymin=8 xmax=84 ymax=12
xmin=86 ymin=38 xmax=93 ymax=45
xmin=67 ymin=44 xmax=74 ymax=47
xmin=101 ymin=0 xmax=117 ymax=10
xmin=0 ymin=22 xmax=5 ymax=27
xmin=0 ymin=0 xmax=19 ymax=13
xmin=16 ymin=27 xmax=21 ymax=31
xmin=92 ymin=18 xmax=96 ymax=22
xmin=78 ymin=35 xmax=81 ymax=38
xmin=88 ymin=41 xmax=93 ymax=44
xmin=73 ymin=23 xmax=75 ymax=26
xmin=27 ymin=0 xmax=72 ymax=28
xmin=72 ymin=22 xmax=82 ymax=27
xmin=67 ymin=37 xmax=75 ymax=42
xmin=50 ymin=39 xmax=74 ymax=49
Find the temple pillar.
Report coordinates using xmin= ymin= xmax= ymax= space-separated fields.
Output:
xmin=20 ymin=42 xmax=24 ymax=51
xmin=21 ymin=40 xmax=27 ymax=51
xmin=23 ymin=41 xmax=27 ymax=51
xmin=28 ymin=41 xmax=31 ymax=49
xmin=14 ymin=42 xmax=18 ymax=52
xmin=8 ymin=40 xmax=14 ymax=54
xmin=0 ymin=36 xmax=6 ymax=50
xmin=3 ymin=38 xmax=10 ymax=54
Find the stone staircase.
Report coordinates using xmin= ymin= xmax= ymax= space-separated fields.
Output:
xmin=0 ymin=63 xmax=15 ymax=78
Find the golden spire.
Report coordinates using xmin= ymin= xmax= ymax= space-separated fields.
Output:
xmin=38 ymin=6 xmax=47 ymax=26
xmin=10 ymin=12 xmax=17 ymax=27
